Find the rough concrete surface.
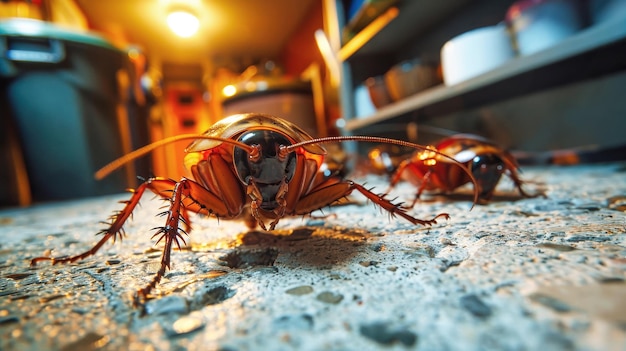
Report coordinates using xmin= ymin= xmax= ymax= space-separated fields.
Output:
xmin=1 ymin=163 xmax=625 ymax=351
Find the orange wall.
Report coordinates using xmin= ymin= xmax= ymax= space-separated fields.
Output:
xmin=280 ymin=0 xmax=325 ymax=77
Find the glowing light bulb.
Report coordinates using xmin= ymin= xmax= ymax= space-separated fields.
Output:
xmin=167 ymin=10 xmax=199 ymax=38
xmin=222 ymin=84 xmax=237 ymax=97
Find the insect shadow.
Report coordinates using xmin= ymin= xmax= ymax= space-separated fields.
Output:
xmin=195 ymin=225 xmax=371 ymax=269
xmin=132 ymin=225 xmax=373 ymax=305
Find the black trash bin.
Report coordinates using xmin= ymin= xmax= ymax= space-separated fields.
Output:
xmin=0 ymin=19 xmax=136 ymax=204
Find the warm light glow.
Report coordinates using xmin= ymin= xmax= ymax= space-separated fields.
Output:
xmin=167 ymin=10 xmax=199 ymax=37
xmin=418 ymin=147 xmax=438 ymax=166
xmin=222 ymin=84 xmax=237 ymax=97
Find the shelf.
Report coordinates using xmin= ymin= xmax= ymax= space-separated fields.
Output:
xmin=344 ymin=19 xmax=626 ymax=132
xmin=338 ymin=6 xmax=399 ymax=61
xmin=340 ymin=0 xmax=472 ymax=59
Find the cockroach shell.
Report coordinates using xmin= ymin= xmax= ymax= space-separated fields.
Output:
xmin=185 ymin=113 xmax=327 ymax=155
xmin=183 ymin=152 xmax=203 ymax=174
xmin=436 ymin=134 xmax=521 ymax=171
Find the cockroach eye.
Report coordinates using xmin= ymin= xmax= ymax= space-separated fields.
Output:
xmin=234 ymin=130 xmax=296 ymax=185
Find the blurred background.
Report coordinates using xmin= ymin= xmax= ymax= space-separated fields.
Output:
xmin=1 ymin=0 xmax=625 ymax=207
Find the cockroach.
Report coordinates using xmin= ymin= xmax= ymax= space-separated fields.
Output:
xmin=387 ymin=133 xmax=543 ymax=206
xmin=30 ymin=113 xmax=478 ymax=304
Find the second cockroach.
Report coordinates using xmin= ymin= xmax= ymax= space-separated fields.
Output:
xmin=387 ymin=133 xmax=543 ymax=206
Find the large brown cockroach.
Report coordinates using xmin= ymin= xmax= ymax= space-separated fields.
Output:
xmin=387 ymin=133 xmax=542 ymax=206
xmin=31 ymin=113 xmax=478 ymax=304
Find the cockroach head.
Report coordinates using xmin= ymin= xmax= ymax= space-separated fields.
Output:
xmin=233 ymin=129 xmax=296 ymax=185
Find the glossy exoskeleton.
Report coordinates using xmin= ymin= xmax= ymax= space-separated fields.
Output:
xmin=388 ymin=134 xmax=541 ymax=206
xmin=31 ymin=113 xmax=478 ymax=304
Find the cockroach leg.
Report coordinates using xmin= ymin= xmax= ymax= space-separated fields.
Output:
xmin=30 ymin=180 xmax=154 ymax=267
xmin=30 ymin=178 xmax=180 ymax=275
xmin=134 ymin=180 xmax=191 ymax=304
xmin=349 ymin=182 xmax=449 ymax=226
xmin=134 ymin=178 xmax=234 ymax=303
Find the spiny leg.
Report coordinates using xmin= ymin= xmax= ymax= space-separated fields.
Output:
xmin=350 ymin=182 xmax=449 ymax=226
xmin=30 ymin=177 xmax=177 ymax=267
xmin=295 ymin=179 xmax=448 ymax=227
xmin=386 ymin=160 xmax=408 ymax=194
xmin=508 ymin=172 xmax=546 ymax=199
xmin=135 ymin=176 xmax=247 ymax=302
xmin=386 ymin=162 xmax=430 ymax=209
xmin=403 ymin=170 xmax=432 ymax=209
xmin=135 ymin=179 xmax=192 ymax=303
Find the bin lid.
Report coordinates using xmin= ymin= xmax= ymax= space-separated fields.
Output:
xmin=0 ymin=18 xmax=120 ymax=51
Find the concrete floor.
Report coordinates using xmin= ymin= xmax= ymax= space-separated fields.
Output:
xmin=1 ymin=163 xmax=625 ymax=351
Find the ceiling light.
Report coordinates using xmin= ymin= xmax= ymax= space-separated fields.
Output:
xmin=167 ymin=10 xmax=199 ymax=38
xmin=222 ymin=84 xmax=238 ymax=98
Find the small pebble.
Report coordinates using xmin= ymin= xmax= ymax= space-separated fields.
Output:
xmin=286 ymin=286 xmax=314 ymax=296
xmin=59 ymin=332 xmax=109 ymax=350
xmin=168 ymin=313 xmax=205 ymax=336
xmin=536 ymin=243 xmax=576 ymax=252
xmin=565 ymin=234 xmax=610 ymax=243
xmin=0 ymin=315 xmax=19 ymax=325
xmin=192 ymin=286 xmax=235 ymax=308
xmin=530 ymin=293 xmax=572 ymax=313
xmin=440 ymin=238 xmax=455 ymax=246
xmin=359 ymin=260 xmax=378 ymax=267
xmin=370 ymin=243 xmax=385 ymax=252
xmin=4 ymin=273 xmax=34 ymax=280
xmin=359 ymin=322 xmax=417 ymax=346
xmin=39 ymin=294 xmax=65 ymax=304
xmin=460 ymin=294 xmax=492 ymax=318
xmin=316 ymin=291 xmax=343 ymax=304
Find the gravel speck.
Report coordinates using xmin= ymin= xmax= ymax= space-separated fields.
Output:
xmin=530 ymin=293 xmax=572 ymax=312
xmin=460 ymin=294 xmax=492 ymax=318
xmin=285 ymin=285 xmax=314 ymax=296
xmin=316 ymin=291 xmax=343 ymax=304
xmin=167 ymin=313 xmax=205 ymax=337
xmin=359 ymin=322 xmax=417 ymax=346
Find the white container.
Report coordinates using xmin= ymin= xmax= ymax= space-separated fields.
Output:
xmin=441 ymin=25 xmax=515 ymax=86
xmin=507 ymin=0 xmax=583 ymax=56
xmin=354 ymin=83 xmax=376 ymax=118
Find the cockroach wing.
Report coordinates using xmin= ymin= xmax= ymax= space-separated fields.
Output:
xmin=436 ymin=134 xmax=521 ymax=170
xmin=436 ymin=135 xmax=497 ymax=163
xmin=185 ymin=113 xmax=326 ymax=155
